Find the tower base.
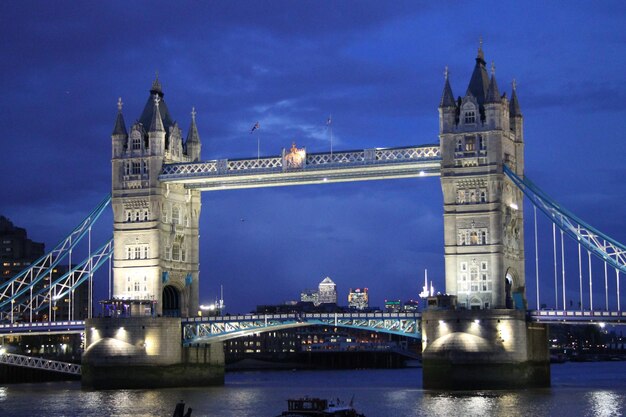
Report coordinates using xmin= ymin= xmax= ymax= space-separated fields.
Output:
xmin=421 ymin=309 xmax=549 ymax=390
xmin=81 ymin=317 xmax=224 ymax=390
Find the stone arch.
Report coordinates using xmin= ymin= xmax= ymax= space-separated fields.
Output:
xmin=162 ymin=284 xmax=181 ymax=317
xmin=469 ymin=297 xmax=482 ymax=310
xmin=505 ymin=268 xmax=518 ymax=309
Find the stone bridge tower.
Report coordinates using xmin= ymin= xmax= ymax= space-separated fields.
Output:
xmin=438 ymin=45 xmax=525 ymax=310
xmin=110 ymin=78 xmax=202 ymax=317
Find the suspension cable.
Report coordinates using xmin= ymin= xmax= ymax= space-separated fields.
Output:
xmin=604 ymin=240 xmax=609 ymax=311
xmin=578 ymin=240 xmax=583 ymax=310
xmin=561 ymin=230 xmax=566 ymax=310
xmin=553 ymin=223 xmax=558 ymax=309
xmin=587 ymin=251 xmax=593 ymax=311
xmin=534 ymin=206 xmax=540 ymax=309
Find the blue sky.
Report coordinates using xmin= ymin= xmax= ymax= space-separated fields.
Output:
xmin=1 ymin=1 xmax=625 ymax=313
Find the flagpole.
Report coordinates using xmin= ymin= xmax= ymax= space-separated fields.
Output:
xmin=327 ymin=114 xmax=333 ymax=160
xmin=257 ymin=129 xmax=260 ymax=160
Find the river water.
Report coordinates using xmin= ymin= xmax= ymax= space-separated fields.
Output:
xmin=1 ymin=362 xmax=625 ymax=416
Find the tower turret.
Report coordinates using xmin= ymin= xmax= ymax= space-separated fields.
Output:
xmin=185 ymin=107 xmax=202 ymax=161
xmin=148 ymin=94 xmax=166 ymax=156
xmin=484 ymin=63 xmax=502 ymax=129
xmin=509 ymin=80 xmax=523 ymax=142
xmin=112 ymin=97 xmax=128 ymax=158
xmin=438 ymin=67 xmax=458 ymax=133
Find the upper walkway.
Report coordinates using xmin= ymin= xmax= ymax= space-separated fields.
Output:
xmin=159 ymin=145 xmax=441 ymax=190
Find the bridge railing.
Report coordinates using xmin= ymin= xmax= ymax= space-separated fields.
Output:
xmin=160 ymin=145 xmax=441 ymax=180
xmin=529 ymin=310 xmax=626 ymax=323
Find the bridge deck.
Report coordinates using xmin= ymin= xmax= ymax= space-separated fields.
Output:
xmin=159 ymin=145 xmax=441 ymax=190
xmin=528 ymin=310 xmax=626 ymax=323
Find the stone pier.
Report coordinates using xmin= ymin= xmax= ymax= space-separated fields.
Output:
xmin=421 ymin=309 xmax=550 ymax=389
xmin=81 ymin=317 xmax=224 ymax=390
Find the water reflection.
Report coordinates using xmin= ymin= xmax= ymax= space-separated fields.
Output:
xmin=421 ymin=391 xmax=536 ymax=417
xmin=588 ymin=391 xmax=623 ymax=417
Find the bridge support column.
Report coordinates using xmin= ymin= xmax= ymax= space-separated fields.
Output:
xmin=421 ymin=309 xmax=549 ymax=389
xmin=81 ymin=317 xmax=224 ymax=390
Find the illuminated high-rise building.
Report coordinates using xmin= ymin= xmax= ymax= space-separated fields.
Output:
xmin=317 ymin=277 xmax=337 ymax=305
xmin=348 ymin=288 xmax=369 ymax=310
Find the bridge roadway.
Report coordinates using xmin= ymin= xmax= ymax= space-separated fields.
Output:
xmin=158 ymin=145 xmax=442 ymax=190
xmin=1 ymin=310 xmax=624 ymax=339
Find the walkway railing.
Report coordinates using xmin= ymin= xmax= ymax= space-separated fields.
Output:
xmin=0 ymin=351 xmax=81 ymax=375
xmin=159 ymin=145 xmax=441 ymax=189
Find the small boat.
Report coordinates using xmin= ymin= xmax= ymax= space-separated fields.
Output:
xmin=277 ymin=396 xmax=365 ymax=417
xmin=172 ymin=400 xmax=192 ymax=417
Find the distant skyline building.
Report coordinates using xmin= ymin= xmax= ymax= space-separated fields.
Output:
xmin=317 ymin=277 xmax=337 ymax=305
xmin=384 ymin=300 xmax=402 ymax=313
xmin=300 ymin=289 xmax=319 ymax=305
xmin=348 ymin=288 xmax=369 ymax=310
xmin=1 ymin=215 xmax=45 ymax=283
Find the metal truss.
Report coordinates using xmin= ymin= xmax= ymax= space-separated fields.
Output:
xmin=159 ymin=145 xmax=442 ymax=190
xmin=528 ymin=310 xmax=626 ymax=324
xmin=182 ymin=312 xmax=421 ymax=345
xmin=1 ymin=240 xmax=113 ymax=322
xmin=0 ymin=195 xmax=111 ymax=318
xmin=0 ymin=352 xmax=81 ymax=375
xmin=504 ymin=166 xmax=626 ymax=275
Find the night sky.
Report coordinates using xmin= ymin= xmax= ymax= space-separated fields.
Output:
xmin=1 ymin=1 xmax=625 ymax=313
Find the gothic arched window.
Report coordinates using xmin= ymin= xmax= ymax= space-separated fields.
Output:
xmin=172 ymin=243 xmax=180 ymax=261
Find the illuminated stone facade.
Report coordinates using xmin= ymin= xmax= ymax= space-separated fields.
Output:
xmin=110 ymin=78 xmax=202 ymax=316
xmin=439 ymin=46 xmax=525 ymax=309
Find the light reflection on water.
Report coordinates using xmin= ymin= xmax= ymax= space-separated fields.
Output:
xmin=588 ymin=391 xmax=622 ymax=417
xmin=0 ymin=363 xmax=624 ymax=417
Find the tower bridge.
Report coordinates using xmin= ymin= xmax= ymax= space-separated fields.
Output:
xmin=1 ymin=45 xmax=624 ymax=389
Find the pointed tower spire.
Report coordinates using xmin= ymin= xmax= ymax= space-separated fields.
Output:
xmin=149 ymin=94 xmax=165 ymax=132
xmin=186 ymin=107 xmax=202 ymax=161
xmin=509 ymin=79 xmax=522 ymax=116
xmin=186 ymin=107 xmax=200 ymax=143
xmin=151 ymin=70 xmax=162 ymax=96
xmin=112 ymin=97 xmax=128 ymax=136
xmin=439 ymin=66 xmax=456 ymax=108
xmin=485 ymin=62 xmax=501 ymax=104
xmin=466 ymin=38 xmax=490 ymax=104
